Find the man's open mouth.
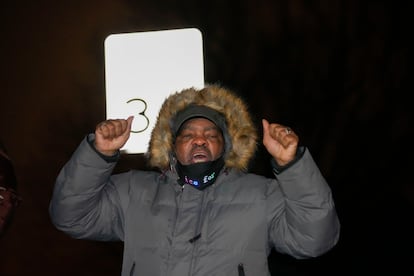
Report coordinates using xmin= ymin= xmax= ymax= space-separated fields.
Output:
xmin=191 ymin=151 xmax=209 ymax=163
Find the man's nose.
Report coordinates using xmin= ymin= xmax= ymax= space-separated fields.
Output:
xmin=192 ymin=135 xmax=207 ymax=146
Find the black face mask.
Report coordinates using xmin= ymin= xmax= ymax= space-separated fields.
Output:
xmin=175 ymin=157 xmax=225 ymax=190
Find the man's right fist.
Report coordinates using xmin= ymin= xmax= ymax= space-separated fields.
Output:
xmin=94 ymin=116 xmax=134 ymax=156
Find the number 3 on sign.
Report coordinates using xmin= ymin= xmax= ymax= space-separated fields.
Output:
xmin=126 ymin=98 xmax=149 ymax=133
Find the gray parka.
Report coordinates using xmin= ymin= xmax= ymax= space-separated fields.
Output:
xmin=49 ymin=85 xmax=340 ymax=276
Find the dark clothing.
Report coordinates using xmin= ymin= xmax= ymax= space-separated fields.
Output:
xmin=0 ymin=145 xmax=21 ymax=236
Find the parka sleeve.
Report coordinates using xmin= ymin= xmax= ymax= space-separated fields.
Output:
xmin=267 ymin=148 xmax=340 ymax=259
xmin=49 ymin=135 xmax=129 ymax=241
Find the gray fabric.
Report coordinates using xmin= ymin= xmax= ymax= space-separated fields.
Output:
xmin=49 ymin=136 xmax=340 ymax=276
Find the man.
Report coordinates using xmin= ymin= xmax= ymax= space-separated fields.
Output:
xmin=0 ymin=142 xmax=21 ymax=237
xmin=50 ymin=84 xmax=340 ymax=276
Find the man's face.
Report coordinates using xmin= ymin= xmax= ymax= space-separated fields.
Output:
xmin=174 ymin=118 xmax=224 ymax=165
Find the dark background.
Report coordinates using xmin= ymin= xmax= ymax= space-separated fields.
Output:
xmin=0 ymin=0 xmax=412 ymax=275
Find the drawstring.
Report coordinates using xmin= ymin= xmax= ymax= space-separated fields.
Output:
xmin=238 ymin=263 xmax=245 ymax=276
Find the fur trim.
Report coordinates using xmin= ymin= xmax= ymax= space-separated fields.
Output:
xmin=147 ymin=84 xmax=258 ymax=170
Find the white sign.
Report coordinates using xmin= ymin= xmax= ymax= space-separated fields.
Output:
xmin=104 ymin=28 xmax=205 ymax=153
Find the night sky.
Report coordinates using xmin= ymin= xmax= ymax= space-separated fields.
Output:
xmin=0 ymin=1 xmax=412 ymax=275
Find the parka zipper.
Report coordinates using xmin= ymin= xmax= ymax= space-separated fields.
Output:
xmin=238 ymin=263 xmax=246 ymax=276
xmin=188 ymin=188 xmax=207 ymax=276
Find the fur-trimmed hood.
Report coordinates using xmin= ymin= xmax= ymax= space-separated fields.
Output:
xmin=147 ymin=84 xmax=258 ymax=170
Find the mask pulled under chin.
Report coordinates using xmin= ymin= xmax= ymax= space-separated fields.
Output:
xmin=176 ymin=157 xmax=225 ymax=190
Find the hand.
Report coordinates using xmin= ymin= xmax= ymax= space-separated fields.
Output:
xmin=262 ymin=119 xmax=299 ymax=166
xmin=94 ymin=116 xmax=134 ymax=156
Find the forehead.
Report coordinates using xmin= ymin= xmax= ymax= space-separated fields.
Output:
xmin=179 ymin=117 xmax=219 ymax=131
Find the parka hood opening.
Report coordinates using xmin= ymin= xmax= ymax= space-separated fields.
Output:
xmin=147 ymin=84 xmax=258 ymax=171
